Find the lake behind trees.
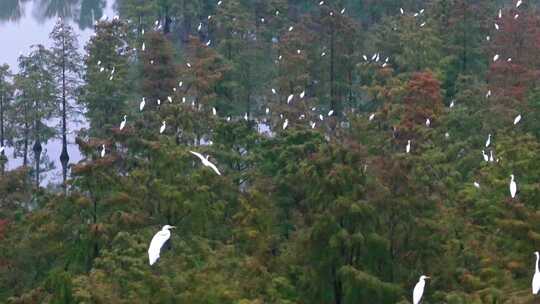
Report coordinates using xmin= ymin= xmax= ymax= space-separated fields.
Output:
xmin=0 ymin=0 xmax=115 ymax=186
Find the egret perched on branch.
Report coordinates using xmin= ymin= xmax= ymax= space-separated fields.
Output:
xmin=533 ymin=252 xmax=540 ymax=294
xmin=100 ymin=144 xmax=106 ymax=158
xmin=485 ymin=134 xmax=491 ymax=148
xmin=406 ymin=140 xmax=411 ymax=154
xmin=160 ymin=121 xmax=166 ymax=134
xmin=0 ymin=146 xmax=4 ymax=154
xmin=514 ymin=114 xmax=522 ymax=125
xmin=139 ymin=97 xmax=146 ymax=111
xmin=509 ymin=174 xmax=517 ymax=198
xmin=190 ymin=151 xmax=221 ymax=175
xmin=119 ymin=115 xmax=127 ymax=130
xmin=482 ymin=150 xmax=488 ymax=162
xmin=413 ymin=275 xmax=430 ymax=304
xmin=369 ymin=113 xmax=375 ymax=121
xmin=148 ymin=225 xmax=175 ymax=266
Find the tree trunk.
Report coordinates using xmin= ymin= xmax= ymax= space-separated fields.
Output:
xmin=60 ymin=33 xmax=70 ymax=194
xmin=0 ymin=93 xmax=5 ymax=175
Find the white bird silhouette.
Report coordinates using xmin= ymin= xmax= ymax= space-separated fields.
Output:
xmin=148 ymin=225 xmax=175 ymax=265
xmin=533 ymin=252 xmax=540 ymax=294
xmin=413 ymin=275 xmax=430 ymax=304
xmin=341 ymin=8 xmax=346 ymax=14
xmin=212 ymin=107 xmax=217 ymax=116
xmin=287 ymin=94 xmax=294 ymax=104
xmin=288 ymin=26 xmax=294 ymax=32
xmin=425 ymin=118 xmax=431 ymax=127
xmin=272 ymin=88 xmax=277 ymax=94
xmin=474 ymin=181 xmax=480 ymax=188
xmin=266 ymin=107 xmax=270 ymax=115
xmin=516 ymin=0 xmax=523 ymax=8
xmin=197 ymin=23 xmax=202 ymax=31
xmin=310 ymin=121 xmax=316 ymax=129
xmin=369 ymin=113 xmax=375 ymax=121
xmin=493 ymin=54 xmax=500 ymax=62
xmin=140 ymin=97 xmax=146 ymax=111
xmin=498 ymin=9 xmax=502 ymax=18
xmin=494 ymin=23 xmax=500 ymax=30
xmin=244 ymin=113 xmax=249 ymax=121
xmin=485 ymin=134 xmax=491 ymax=148
xmin=328 ymin=110 xmax=334 ymax=116
xmin=482 ymin=150 xmax=489 ymax=162
xmin=509 ymin=174 xmax=517 ymax=198
xmin=450 ymin=100 xmax=455 ymax=108
xmin=141 ymin=42 xmax=146 ymax=51
xmin=167 ymin=96 xmax=173 ymax=103
xmin=100 ymin=144 xmax=106 ymax=158
xmin=400 ymin=8 xmax=404 ymax=15
xmin=160 ymin=121 xmax=166 ymax=134
xmin=190 ymin=151 xmax=221 ymax=175
xmin=514 ymin=114 xmax=522 ymax=125
xmin=489 ymin=150 xmax=494 ymax=162
xmin=300 ymin=91 xmax=305 ymax=99
xmin=186 ymin=62 xmax=192 ymax=68
xmin=119 ymin=115 xmax=127 ymax=130
xmin=0 ymin=146 xmax=4 ymax=154
xmin=283 ymin=119 xmax=289 ymax=130
xmin=406 ymin=140 xmax=411 ymax=154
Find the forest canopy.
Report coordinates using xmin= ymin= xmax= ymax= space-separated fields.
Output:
xmin=1 ymin=0 xmax=540 ymax=303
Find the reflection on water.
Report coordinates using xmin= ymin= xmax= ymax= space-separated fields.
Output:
xmin=0 ymin=0 xmax=114 ymax=186
xmin=0 ymin=0 xmax=106 ymax=30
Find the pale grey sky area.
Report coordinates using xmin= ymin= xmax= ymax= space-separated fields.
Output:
xmin=0 ymin=0 xmax=115 ymax=186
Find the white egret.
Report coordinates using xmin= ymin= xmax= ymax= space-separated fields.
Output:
xmin=517 ymin=0 xmax=523 ymax=8
xmin=288 ymin=26 xmax=294 ymax=32
xmin=283 ymin=119 xmax=289 ymax=130
xmin=498 ymin=9 xmax=502 ymax=18
xmin=482 ymin=150 xmax=489 ymax=162
xmin=420 ymin=22 xmax=426 ymax=27
xmin=99 ymin=67 xmax=104 ymax=72
xmin=160 ymin=121 xmax=166 ymax=134
xmin=148 ymin=225 xmax=175 ymax=266
xmin=287 ymin=94 xmax=294 ymax=104
xmin=493 ymin=54 xmax=499 ymax=62
xmin=119 ymin=115 xmax=127 ymax=130
xmin=450 ymin=100 xmax=455 ymax=108
xmin=319 ymin=114 xmax=324 ymax=121
xmin=369 ymin=113 xmax=375 ymax=121
xmin=406 ymin=140 xmax=411 ymax=154
xmin=400 ymin=8 xmax=404 ymax=15
xmin=100 ymin=144 xmax=106 ymax=158
xmin=140 ymin=97 xmax=146 ymax=111
xmin=190 ymin=151 xmax=221 ymax=175
xmin=489 ymin=150 xmax=494 ymax=162
xmin=272 ymin=88 xmax=277 ymax=94
xmin=244 ymin=113 xmax=248 ymax=121
xmin=167 ymin=96 xmax=173 ymax=103
xmin=300 ymin=91 xmax=305 ymax=99
xmin=186 ymin=62 xmax=192 ymax=68
xmin=0 ymin=146 xmax=4 ymax=154
xmin=474 ymin=181 xmax=480 ymax=188
xmin=514 ymin=114 xmax=522 ymax=125
xmin=328 ymin=110 xmax=334 ymax=116
xmin=341 ymin=8 xmax=346 ymax=14
xmin=265 ymin=107 xmax=270 ymax=115
xmin=425 ymin=118 xmax=431 ymax=127
xmin=179 ymin=81 xmax=183 ymax=87
xmin=509 ymin=174 xmax=517 ymax=198
xmin=142 ymin=42 xmax=145 ymax=51
xmin=533 ymin=252 xmax=540 ymax=294
xmin=212 ymin=107 xmax=217 ymax=116
xmin=157 ymin=99 xmax=161 ymax=106
xmin=206 ymin=40 xmax=211 ymax=46
xmin=197 ymin=22 xmax=202 ymax=31
xmin=413 ymin=275 xmax=430 ymax=304
xmin=494 ymin=23 xmax=499 ymax=30
xmin=217 ymin=0 xmax=222 ymax=5
xmin=485 ymin=134 xmax=491 ymax=148
xmin=310 ymin=121 xmax=316 ymax=129
xmin=363 ymin=55 xmax=368 ymax=61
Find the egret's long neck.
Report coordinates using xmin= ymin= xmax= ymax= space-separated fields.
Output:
xmin=536 ymin=254 xmax=539 ymax=273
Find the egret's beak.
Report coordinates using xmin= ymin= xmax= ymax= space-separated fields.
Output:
xmin=170 ymin=226 xmax=176 ymax=229
xmin=425 ymin=276 xmax=431 ymax=279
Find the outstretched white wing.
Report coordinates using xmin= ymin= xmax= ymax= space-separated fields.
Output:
xmin=148 ymin=230 xmax=171 ymax=265
xmin=190 ymin=151 xmax=205 ymax=162
xmin=206 ymin=160 xmax=221 ymax=176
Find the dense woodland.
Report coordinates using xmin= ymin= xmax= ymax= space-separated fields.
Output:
xmin=1 ymin=0 xmax=540 ymax=303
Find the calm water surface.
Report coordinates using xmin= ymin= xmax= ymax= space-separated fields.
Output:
xmin=0 ymin=0 xmax=115 ymax=186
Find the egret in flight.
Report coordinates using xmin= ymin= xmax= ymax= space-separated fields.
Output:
xmin=413 ymin=275 xmax=430 ymax=304
xmin=533 ymin=252 xmax=540 ymax=294
xmin=509 ymin=174 xmax=517 ymax=198
xmin=119 ymin=115 xmax=127 ymax=130
xmin=148 ymin=225 xmax=175 ymax=266
xmin=190 ymin=151 xmax=221 ymax=175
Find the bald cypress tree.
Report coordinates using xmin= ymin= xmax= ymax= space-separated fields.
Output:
xmin=49 ymin=18 xmax=82 ymax=193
